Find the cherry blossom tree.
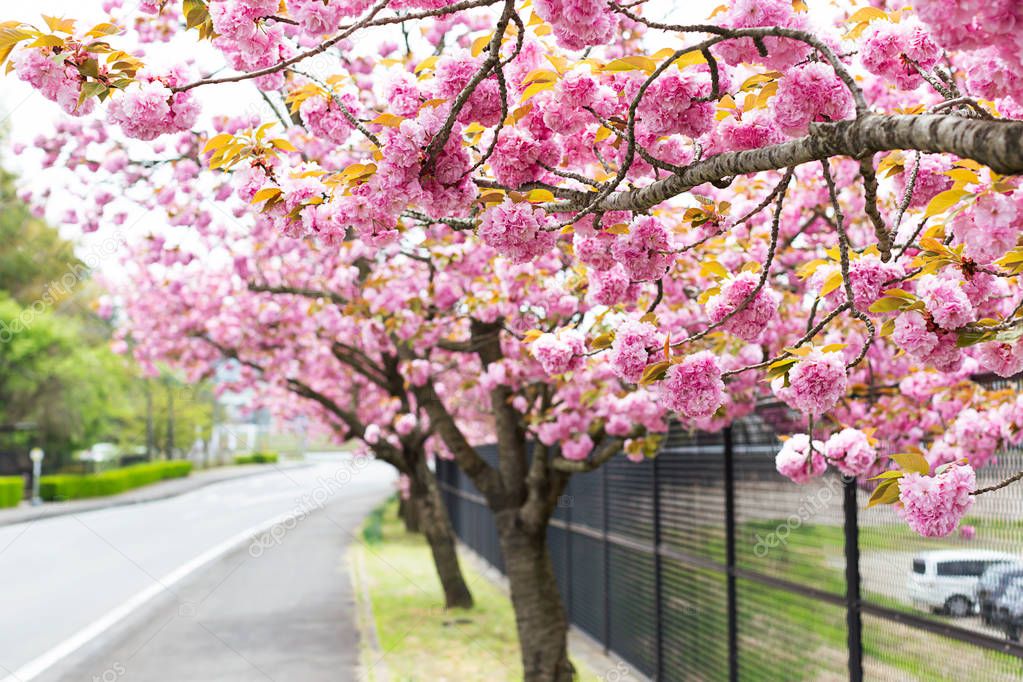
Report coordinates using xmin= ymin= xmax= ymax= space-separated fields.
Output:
xmin=112 ymin=219 xmax=483 ymax=608
xmin=7 ymin=0 xmax=1023 ymax=678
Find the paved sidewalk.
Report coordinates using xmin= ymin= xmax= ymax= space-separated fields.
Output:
xmin=0 ymin=463 xmax=309 ymax=527
xmin=33 ymin=487 xmax=388 ymax=682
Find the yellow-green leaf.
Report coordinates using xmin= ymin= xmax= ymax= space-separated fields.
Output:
xmin=891 ymin=451 xmax=930 ymax=475
xmin=924 ymin=188 xmax=969 ymax=218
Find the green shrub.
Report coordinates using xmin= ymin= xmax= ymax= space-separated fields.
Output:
xmin=234 ymin=451 xmax=279 ymax=465
xmin=362 ymin=506 xmax=385 ymax=545
xmin=39 ymin=461 xmax=194 ymax=501
xmin=0 ymin=476 xmax=23 ymax=508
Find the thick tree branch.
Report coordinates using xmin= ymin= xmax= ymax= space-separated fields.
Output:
xmin=554 ymin=115 xmax=1023 ymax=214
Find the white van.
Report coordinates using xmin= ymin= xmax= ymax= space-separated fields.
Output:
xmin=908 ymin=550 xmax=1019 ymax=617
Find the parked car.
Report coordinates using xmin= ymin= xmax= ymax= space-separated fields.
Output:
xmin=978 ymin=562 xmax=1023 ymax=625
xmin=995 ymin=578 xmax=1023 ymax=641
xmin=908 ymin=550 xmax=1018 ymax=617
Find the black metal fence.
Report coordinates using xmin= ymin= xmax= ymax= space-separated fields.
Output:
xmin=436 ymin=408 xmax=1023 ymax=681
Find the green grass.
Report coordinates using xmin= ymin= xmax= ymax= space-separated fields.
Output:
xmin=0 ymin=476 xmax=23 ymax=508
xmin=352 ymin=499 xmax=604 ymax=681
xmin=233 ymin=451 xmax=279 ymax=465
xmin=39 ymin=461 xmax=192 ymax=501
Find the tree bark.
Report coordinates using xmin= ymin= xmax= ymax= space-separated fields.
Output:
xmin=411 ymin=457 xmax=474 ymax=609
xmin=398 ymin=495 xmax=422 ymax=534
xmin=561 ymin=114 xmax=1023 ymax=213
xmin=496 ymin=511 xmax=574 ymax=682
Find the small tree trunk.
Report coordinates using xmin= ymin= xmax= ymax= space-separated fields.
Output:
xmin=496 ymin=511 xmax=574 ymax=682
xmin=411 ymin=458 xmax=474 ymax=609
xmin=398 ymin=495 xmax=422 ymax=534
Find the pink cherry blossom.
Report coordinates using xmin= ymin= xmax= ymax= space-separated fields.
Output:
xmin=660 ymin=351 xmax=725 ymax=419
xmin=824 ymin=428 xmax=877 ymax=477
xmin=705 ymin=271 xmax=779 ymax=342
xmin=775 ymin=433 xmax=827 ymax=484
xmin=785 ymin=349 xmax=847 ymax=415
xmin=898 ymin=463 xmax=975 ymax=537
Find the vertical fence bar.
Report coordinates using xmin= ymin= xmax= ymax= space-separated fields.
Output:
xmin=653 ymin=453 xmax=663 ymax=680
xmin=843 ymin=476 xmax=864 ymax=682
xmin=723 ymin=426 xmax=738 ymax=682
xmin=603 ymin=464 xmax=611 ymax=652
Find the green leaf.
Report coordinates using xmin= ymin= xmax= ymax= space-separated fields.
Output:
xmin=924 ymin=188 xmax=969 ymax=217
xmin=639 ymin=360 xmax=670 ymax=386
xmin=867 ymin=479 xmax=901 ymax=507
xmin=868 ymin=296 xmax=909 ymax=313
xmin=891 ymin=451 xmax=930 ymax=475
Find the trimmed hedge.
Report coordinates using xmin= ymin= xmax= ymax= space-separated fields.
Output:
xmin=39 ymin=461 xmax=193 ymax=502
xmin=0 ymin=476 xmax=23 ymax=508
xmin=234 ymin=451 xmax=279 ymax=465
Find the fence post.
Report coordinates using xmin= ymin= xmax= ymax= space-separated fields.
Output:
xmin=653 ymin=453 xmax=663 ymax=679
xmin=724 ymin=426 xmax=738 ymax=682
xmin=843 ymin=476 xmax=864 ymax=681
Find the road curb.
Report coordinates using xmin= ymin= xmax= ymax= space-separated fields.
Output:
xmin=0 ymin=464 xmax=312 ymax=527
xmin=350 ymin=542 xmax=391 ymax=682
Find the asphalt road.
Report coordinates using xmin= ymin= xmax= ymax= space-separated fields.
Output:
xmin=0 ymin=454 xmax=395 ymax=682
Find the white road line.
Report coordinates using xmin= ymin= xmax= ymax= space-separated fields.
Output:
xmin=1 ymin=507 xmax=307 ymax=682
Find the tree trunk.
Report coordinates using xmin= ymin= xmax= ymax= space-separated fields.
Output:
xmin=398 ymin=495 xmax=422 ymax=534
xmin=496 ymin=512 xmax=574 ymax=682
xmin=411 ymin=458 xmax=474 ymax=609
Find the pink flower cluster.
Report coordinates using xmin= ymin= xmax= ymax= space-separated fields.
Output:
xmin=974 ymin=340 xmax=1023 ymax=378
xmin=718 ymin=109 xmax=786 ymax=151
xmin=860 ymin=19 xmax=941 ymax=89
xmin=289 ymin=0 xmax=349 ymax=35
xmin=561 ymin=434 xmax=594 ymax=461
xmin=531 ymin=330 xmax=585 ymax=375
xmin=950 ymin=192 xmax=1020 ymax=264
xmin=479 ymin=200 xmax=557 ymax=263
xmin=609 ymin=319 xmax=659 ymax=383
xmin=13 ymin=48 xmax=95 ymax=117
xmin=824 ymin=428 xmax=876 ymax=477
xmin=705 ymin=272 xmax=779 ymax=342
xmin=785 ymin=349 xmax=848 ymax=415
xmin=210 ymin=0 xmax=293 ymax=89
xmin=107 ymin=72 xmax=200 ymax=141
xmin=532 ymin=0 xmax=618 ymax=50
xmin=773 ymin=63 xmax=854 ymax=136
xmin=917 ymin=274 xmax=976 ymax=330
xmin=299 ymin=93 xmax=357 ymax=145
xmin=588 ymin=265 xmax=634 ymax=306
xmin=714 ymin=0 xmax=811 ymax=69
xmin=433 ymin=54 xmax=503 ymax=127
xmin=892 ymin=310 xmax=963 ymax=372
xmin=660 ymin=351 xmax=725 ymax=419
xmin=775 ymin=434 xmax=826 ymax=484
xmin=490 ymin=130 xmax=556 ymax=189
xmin=898 ymin=463 xmax=976 ymax=537
xmin=634 ymin=69 xmax=715 ymax=139
xmin=892 ymin=155 xmax=953 ymax=209
xmin=611 ymin=216 xmax=673 ymax=282
xmin=844 ymin=255 xmax=904 ymax=309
